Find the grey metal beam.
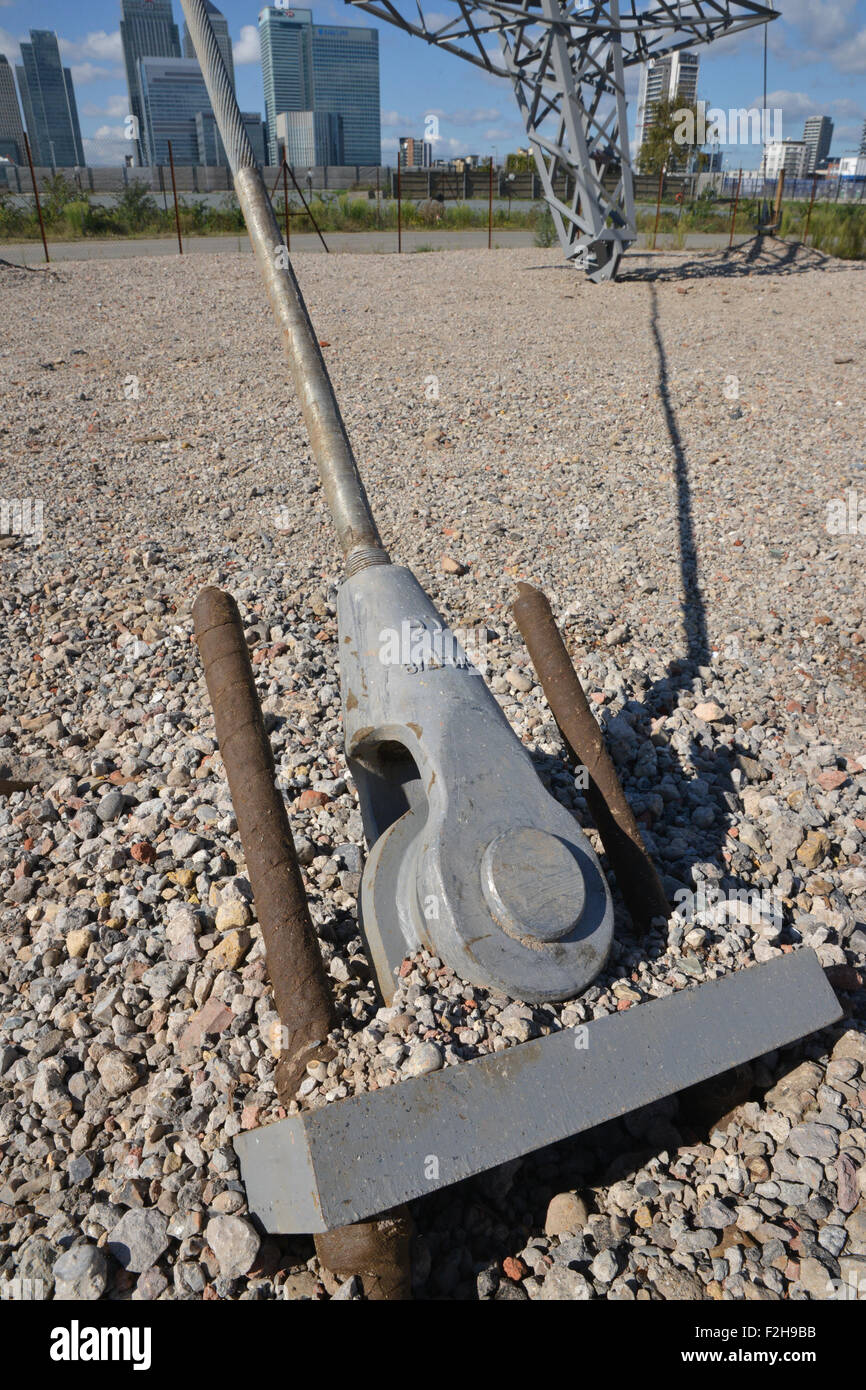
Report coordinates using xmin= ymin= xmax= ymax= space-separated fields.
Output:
xmin=343 ymin=0 xmax=778 ymax=278
xmin=236 ymin=949 xmax=840 ymax=1232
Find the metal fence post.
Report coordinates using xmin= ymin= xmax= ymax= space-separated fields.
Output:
xmin=397 ymin=159 xmax=402 ymax=253
xmin=651 ymin=166 xmax=664 ymax=249
xmin=23 ymin=133 xmax=49 ymax=264
xmin=804 ymin=173 xmax=818 ymax=244
xmin=167 ymin=140 xmax=183 ymax=254
xmin=728 ymin=168 xmax=742 ymax=249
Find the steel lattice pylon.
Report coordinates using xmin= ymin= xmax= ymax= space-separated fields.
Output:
xmin=347 ymin=1 xmax=779 ymax=280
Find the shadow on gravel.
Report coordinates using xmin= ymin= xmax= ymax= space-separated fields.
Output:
xmin=408 ymin=281 xmax=838 ymax=1299
xmin=618 ymin=234 xmax=846 ymax=284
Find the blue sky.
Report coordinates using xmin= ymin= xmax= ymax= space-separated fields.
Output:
xmin=1 ymin=1 xmax=864 ymax=168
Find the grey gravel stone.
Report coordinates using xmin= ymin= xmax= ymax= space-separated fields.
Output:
xmin=52 ymin=1244 xmax=107 ymax=1300
xmin=107 ymin=1209 xmax=170 ymax=1273
xmin=205 ymin=1214 xmax=260 ymax=1280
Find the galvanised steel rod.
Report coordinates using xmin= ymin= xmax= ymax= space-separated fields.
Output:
xmin=179 ymin=0 xmax=386 ymax=569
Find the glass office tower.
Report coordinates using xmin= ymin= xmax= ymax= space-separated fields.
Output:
xmin=16 ymin=30 xmax=84 ymax=167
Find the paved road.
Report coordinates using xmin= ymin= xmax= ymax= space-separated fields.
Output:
xmin=2 ymin=228 xmax=757 ymax=265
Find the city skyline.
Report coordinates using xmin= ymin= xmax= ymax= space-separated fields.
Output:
xmin=0 ymin=2 xmax=864 ymax=169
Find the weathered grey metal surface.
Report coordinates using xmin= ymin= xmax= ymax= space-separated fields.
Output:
xmin=337 ymin=562 xmax=614 ymax=1002
xmin=235 ymin=949 xmax=841 ymax=1233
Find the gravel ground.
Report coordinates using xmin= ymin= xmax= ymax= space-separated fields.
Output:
xmin=1 ymin=240 xmax=865 ymax=1303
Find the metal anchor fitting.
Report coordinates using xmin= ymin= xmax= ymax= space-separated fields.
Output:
xmin=338 ymin=563 xmax=614 ymax=1002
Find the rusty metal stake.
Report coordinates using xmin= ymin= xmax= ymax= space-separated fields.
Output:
xmin=804 ymin=173 xmax=818 ymax=244
xmin=511 ymin=583 xmax=668 ymax=931
xmin=397 ymin=159 xmax=402 ymax=253
xmin=284 ymin=161 xmax=328 ymax=253
xmin=282 ymin=156 xmax=290 ymax=252
xmin=24 ymin=133 xmax=49 ymax=264
xmin=167 ymin=139 xmax=183 ymax=255
xmin=728 ymin=168 xmax=742 ymax=250
xmin=651 ymin=167 xmax=664 ymax=250
xmin=193 ymin=586 xmax=334 ymax=1097
xmin=191 ymin=583 xmax=411 ymax=1300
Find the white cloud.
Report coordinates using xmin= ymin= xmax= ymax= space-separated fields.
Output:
xmin=68 ymin=62 xmax=116 ymax=84
xmin=432 ymin=106 xmax=502 ymax=125
xmin=381 ymin=110 xmax=414 ymax=128
xmin=831 ymin=27 xmax=866 ymax=73
xmin=83 ymin=124 xmax=129 ymax=166
xmin=233 ymin=24 xmax=260 ymax=66
xmin=0 ymin=25 xmax=22 ymax=61
xmin=756 ymin=87 xmax=825 ymax=121
xmin=59 ymin=30 xmax=123 ymax=64
xmin=778 ymin=0 xmax=858 ymax=48
xmin=82 ymin=94 xmax=129 ymax=120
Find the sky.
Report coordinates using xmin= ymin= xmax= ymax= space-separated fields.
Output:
xmin=1 ymin=0 xmax=864 ymax=169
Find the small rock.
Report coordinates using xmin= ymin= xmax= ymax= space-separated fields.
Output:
xmin=403 ymin=1042 xmax=443 ymax=1077
xmin=797 ymin=830 xmax=831 ymax=871
xmin=205 ymin=1214 xmax=260 ymax=1280
xmin=440 ymin=555 xmax=468 ymax=576
xmin=540 ymin=1265 xmax=592 ymax=1300
xmin=694 ymin=701 xmax=725 ymax=722
xmin=107 ymin=1208 xmax=170 ymax=1273
xmin=207 ymin=928 xmax=251 ymax=971
xmin=215 ymin=900 xmax=252 ymax=931
xmin=52 ymin=1245 xmax=107 ymax=1300
xmin=97 ymin=1052 xmax=139 ymax=1098
xmin=545 ymin=1191 xmax=590 ymax=1237
xmin=65 ymin=927 xmax=93 ymax=958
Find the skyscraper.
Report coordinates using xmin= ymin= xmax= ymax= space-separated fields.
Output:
xmin=183 ymin=1 xmax=235 ymax=92
xmin=259 ymin=7 xmax=314 ymax=164
xmin=311 ymin=22 xmax=380 ymax=165
xmin=0 ymin=55 xmax=26 ymax=164
xmin=802 ymin=115 xmax=833 ymax=173
xmin=276 ymin=110 xmax=343 ymax=167
xmin=258 ymin=7 xmax=380 ymax=166
xmin=120 ymin=0 xmax=181 ymax=165
xmin=16 ymin=30 xmax=84 ymax=168
xmin=138 ymin=56 xmax=214 ymax=165
xmin=635 ymin=51 xmax=700 ymax=169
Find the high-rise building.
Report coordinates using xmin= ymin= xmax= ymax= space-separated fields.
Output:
xmin=183 ymin=1 xmax=235 ymax=91
xmin=0 ymin=55 xmax=26 ymax=163
xmin=762 ymin=139 xmax=808 ymax=180
xmin=399 ymin=136 xmax=433 ymax=168
xmin=195 ymin=108 xmax=267 ymax=166
xmin=16 ymin=30 xmax=84 ymax=167
xmin=276 ymin=110 xmax=343 ymax=166
xmin=310 ymin=22 xmax=380 ymax=165
xmin=120 ymin=0 xmax=181 ymax=164
xmin=258 ymin=7 xmax=380 ymax=166
xmin=802 ymin=115 xmax=833 ymax=173
xmin=242 ymin=113 xmax=267 ymax=167
xmin=138 ymin=56 xmax=216 ymax=166
xmin=635 ymin=51 xmax=700 ymax=168
xmin=259 ymin=8 xmax=314 ymax=164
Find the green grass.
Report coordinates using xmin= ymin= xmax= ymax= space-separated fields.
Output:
xmin=0 ymin=177 xmax=550 ymax=242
